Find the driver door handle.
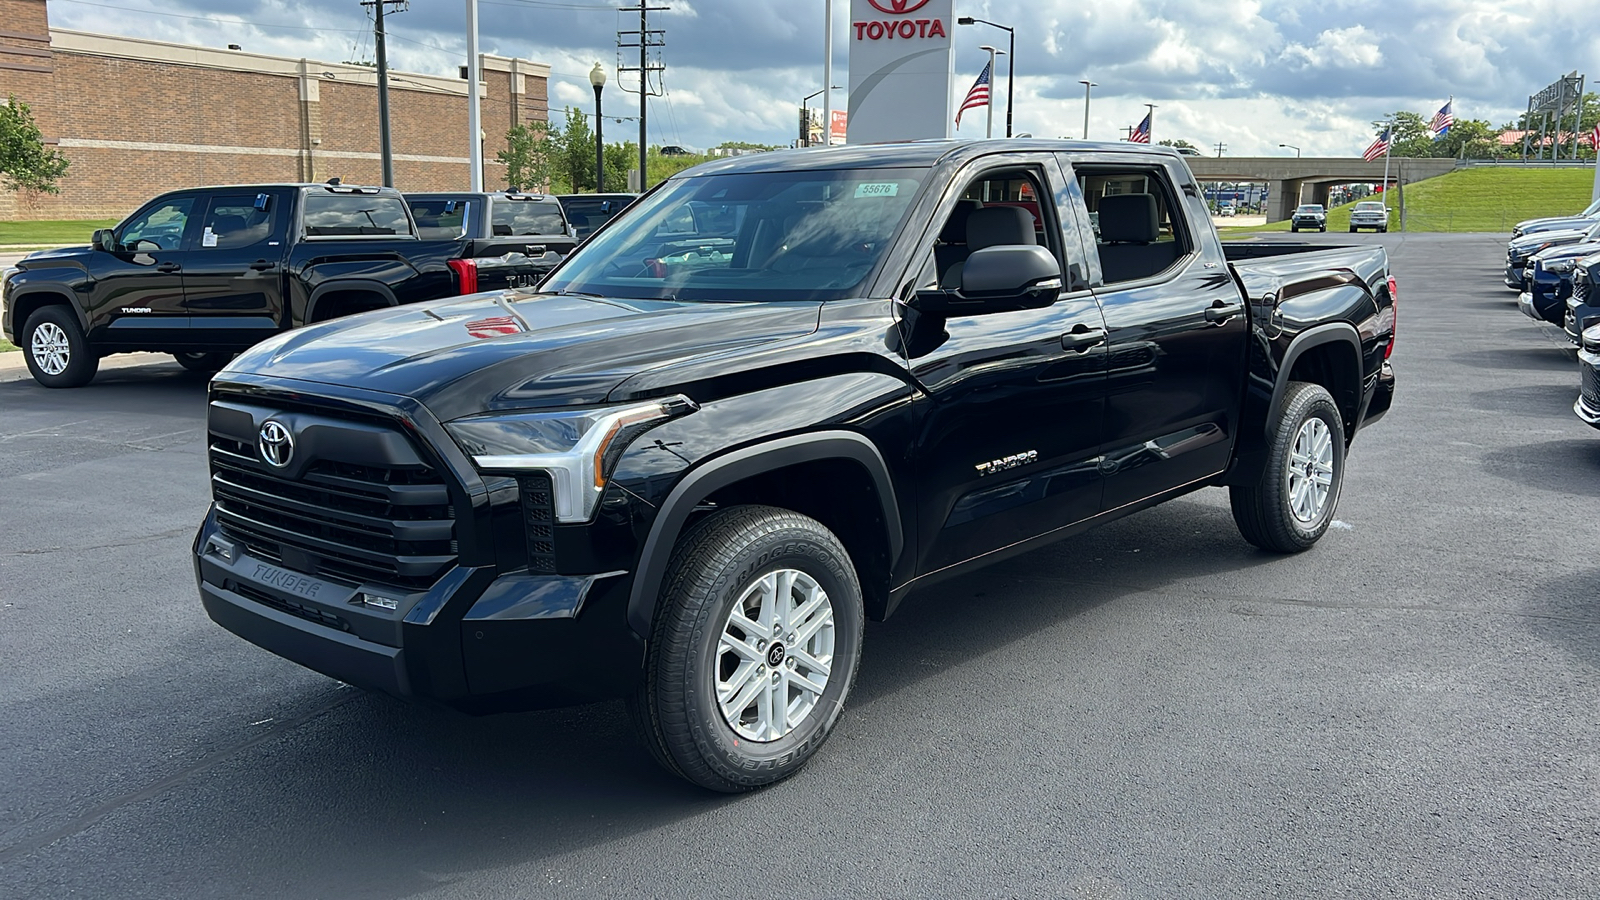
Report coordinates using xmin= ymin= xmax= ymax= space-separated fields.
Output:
xmin=155 ymin=261 xmax=181 ymax=273
xmin=1205 ymin=300 xmax=1244 ymax=323
xmin=248 ymin=260 xmax=278 ymax=271
xmin=1061 ymin=324 xmax=1107 ymax=352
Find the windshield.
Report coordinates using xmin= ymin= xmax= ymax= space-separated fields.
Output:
xmin=1355 ymin=202 xmax=1385 ymax=211
xmin=1297 ymin=205 xmax=1323 ymax=213
xmin=542 ymin=167 xmax=927 ymax=302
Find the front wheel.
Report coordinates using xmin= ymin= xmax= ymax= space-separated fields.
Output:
xmin=629 ymin=505 xmax=864 ymax=793
xmin=22 ymin=306 xmax=98 ymax=388
xmin=1348 ymin=226 xmax=1357 ymax=233
xmin=173 ymin=351 xmax=232 ymax=373
xmin=1290 ymin=226 xmax=1299 ymax=233
xmin=1230 ymin=382 xmax=1346 ymax=553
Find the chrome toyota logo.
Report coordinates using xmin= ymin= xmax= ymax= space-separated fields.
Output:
xmin=867 ymin=0 xmax=931 ymax=12
xmin=258 ymin=420 xmax=295 ymax=468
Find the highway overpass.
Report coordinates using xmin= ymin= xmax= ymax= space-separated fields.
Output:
xmin=1185 ymin=157 xmax=1457 ymax=222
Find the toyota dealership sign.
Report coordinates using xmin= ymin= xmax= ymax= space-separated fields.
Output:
xmin=847 ymin=0 xmax=954 ymax=144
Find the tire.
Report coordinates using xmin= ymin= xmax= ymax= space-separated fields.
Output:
xmin=173 ymin=351 xmax=231 ymax=373
xmin=1348 ymin=226 xmax=1357 ymax=233
xmin=629 ymin=504 xmax=864 ymax=793
xmin=1379 ymin=226 xmax=1388 ymax=233
xmin=22 ymin=306 xmax=98 ymax=388
xmin=1290 ymin=226 xmax=1298 ymax=233
xmin=1319 ymin=226 xmax=1327 ymax=232
xmin=1230 ymin=382 xmax=1346 ymax=553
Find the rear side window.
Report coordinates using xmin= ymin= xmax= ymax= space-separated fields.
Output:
xmin=302 ymin=193 xmax=413 ymax=238
xmin=491 ymin=200 xmax=567 ymax=237
xmin=1076 ymin=167 xmax=1193 ymax=286
xmin=200 ymin=193 xmax=280 ymax=250
xmin=407 ymin=198 xmax=470 ymax=240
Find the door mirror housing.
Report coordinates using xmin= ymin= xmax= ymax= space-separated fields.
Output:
xmin=913 ymin=245 xmax=1064 ymax=316
xmin=91 ymin=228 xmax=117 ymax=252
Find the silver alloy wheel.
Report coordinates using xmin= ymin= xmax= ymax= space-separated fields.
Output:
xmin=30 ymin=321 xmax=71 ymax=376
xmin=1286 ymin=417 xmax=1335 ymax=523
xmin=715 ymin=568 xmax=835 ymax=742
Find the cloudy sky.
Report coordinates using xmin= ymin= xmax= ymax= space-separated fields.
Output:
xmin=45 ymin=0 xmax=1600 ymax=156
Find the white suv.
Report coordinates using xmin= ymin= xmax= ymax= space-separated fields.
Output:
xmin=1349 ymin=201 xmax=1390 ymax=233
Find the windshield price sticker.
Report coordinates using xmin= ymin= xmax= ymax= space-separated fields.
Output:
xmin=854 ymin=182 xmax=900 ymax=199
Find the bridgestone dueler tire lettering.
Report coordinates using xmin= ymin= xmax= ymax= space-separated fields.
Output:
xmin=628 ymin=505 xmax=864 ymax=793
xmin=1229 ymin=381 xmax=1346 ymax=553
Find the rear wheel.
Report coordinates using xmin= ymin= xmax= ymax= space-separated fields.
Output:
xmin=1291 ymin=226 xmax=1299 ymax=233
xmin=630 ymin=505 xmax=864 ymax=793
xmin=1348 ymin=226 xmax=1357 ymax=233
xmin=173 ymin=351 xmax=232 ymax=373
xmin=22 ymin=306 xmax=98 ymax=388
xmin=1230 ymin=382 xmax=1346 ymax=553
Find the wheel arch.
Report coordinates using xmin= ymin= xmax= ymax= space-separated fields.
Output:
xmin=305 ymin=280 xmax=399 ymax=323
xmin=1272 ymin=323 xmax=1363 ymax=440
xmin=10 ymin=287 xmax=88 ymax=335
xmin=625 ymin=431 xmax=905 ymax=639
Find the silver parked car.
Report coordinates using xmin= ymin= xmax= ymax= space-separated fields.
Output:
xmin=1348 ymin=201 xmax=1389 ymax=233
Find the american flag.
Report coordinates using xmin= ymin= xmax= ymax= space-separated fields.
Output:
xmin=1362 ymin=127 xmax=1392 ymax=161
xmin=1590 ymin=121 xmax=1600 ymax=151
xmin=955 ymin=61 xmax=992 ymax=128
xmin=1129 ymin=111 xmax=1151 ymax=143
xmin=1429 ymin=99 xmax=1454 ymax=139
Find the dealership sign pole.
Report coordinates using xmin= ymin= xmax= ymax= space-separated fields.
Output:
xmin=847 ymin=0 xmax=955 ymax=144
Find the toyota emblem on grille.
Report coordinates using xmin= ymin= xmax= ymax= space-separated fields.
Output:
xmin=259 ymin=420 xmax=295 ymax=468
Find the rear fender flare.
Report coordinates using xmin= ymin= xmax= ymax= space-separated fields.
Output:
xmin=624 ymin=431 xmax=904 ymax=639
xmin=1269 ymin=322 xmax=1363 ymax=435
xmin=305 ymin=280 xmax=399 ymax=323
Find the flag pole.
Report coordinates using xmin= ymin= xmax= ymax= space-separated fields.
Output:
xmin=1380 ymin=117 xmax=1394 ymax=221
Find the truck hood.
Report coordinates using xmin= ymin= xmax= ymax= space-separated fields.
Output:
xmin=1516 ymin=217 xmax=1595 ymax=237
xmin=19 ymin=244 xmax=92 ymax=265
xmin=1532 ymin=240 xmax=1600 ymax=265
xmin=1511 ymin=229 xmax=1588 ymax=253
xmin=227 ymin=289 xmax=822 ymax=418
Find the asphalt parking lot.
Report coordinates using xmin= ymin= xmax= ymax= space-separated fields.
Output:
xmin=3 ymin=231 xmax=1598 ymax=898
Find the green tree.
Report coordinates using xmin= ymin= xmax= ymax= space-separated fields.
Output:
xmin=1158 ymin=138 xmax=1198 ymax=150
xmin=555 ymin=106 xmax=596 ymax=193
xmin=1374 ymin=111 xmax=1433 ymax=157
xmin=496 ymin=121 xmax=554 ymax=191
xmin=0 ymin=95 xmax=69 ymax=194
xmin=602 ymin=141 xmax=634 ymax=192
xmin=1432 ymin=118 xmax=1497 ymax=159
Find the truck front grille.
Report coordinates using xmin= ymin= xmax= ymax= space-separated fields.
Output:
xmin=209 ymin=429 xmax=457 ymax=591
xmin=1583 ymin=363 xmax=1600 ymax=409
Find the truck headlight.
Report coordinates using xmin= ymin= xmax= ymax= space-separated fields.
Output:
xmin=447 ymin=396 xmax=696 ymax=522
xmin=1545 ymin=258 xmax=1578 ymax=274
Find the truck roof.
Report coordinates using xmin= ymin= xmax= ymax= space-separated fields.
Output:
xmin=673 ymin=139 xmax=1188 ymax=178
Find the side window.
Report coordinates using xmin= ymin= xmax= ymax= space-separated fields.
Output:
xmin=199 ymin=193 xmax=280 ymax=250
xmin=925 ymin=167 xmax=1059 ymax=292
xmin=118 ymin=197 xmax=195 ymax=251
xmin=490 ymin=201 xmax=567 ymax=236
xmin=408 ymin=198 xmax=470 ymax=240
xmin=302 ymin=193 xmax=413 ymax=238
xmin=1076 ymin=167 xmax=1193 ymax=286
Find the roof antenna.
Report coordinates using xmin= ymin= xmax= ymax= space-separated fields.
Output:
xmin=326 ymin=176 xmax=342 ymax=185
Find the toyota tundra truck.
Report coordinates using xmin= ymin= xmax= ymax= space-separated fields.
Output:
xmin=192 ymin=141 xmax=1397 ymax=793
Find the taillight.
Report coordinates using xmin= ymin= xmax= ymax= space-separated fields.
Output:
xmin=447 ymin=258 xmax=479 ymax=295
xmin=1384 ymin=274 xmax=1398 ymax=360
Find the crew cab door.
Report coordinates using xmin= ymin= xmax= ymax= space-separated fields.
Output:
xmin=1064 ymin=154 xmax=1248 ymax=510
xmin=902 ymin=155 xmax=1109 ymax=575
xmin=85 ymin=192 xmax=201 ymax=345
xmin=183 ymin=189 xmax=289 ymax=347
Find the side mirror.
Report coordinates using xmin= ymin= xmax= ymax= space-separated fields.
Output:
xmin=914 ymin=245 xmax=1064 ymax=316
xmin=91 ymin=228 xmax=117 ymax=252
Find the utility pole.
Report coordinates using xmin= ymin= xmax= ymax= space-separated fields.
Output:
xmin=360 ymin=0 xmax=408 ymax=187
xmin=465 ymin=0 xmax=482 ymax=190
xmin=617 ymin=3 xmax=667 ymax=192
xmin=1214 ymin=142 xmax=1226 ymax=157
xmin=822 ymin=0 xmax=833 ymax=146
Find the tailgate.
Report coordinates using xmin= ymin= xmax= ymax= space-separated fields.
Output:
xmin=461 ymin=237 xmax=579 ymax=292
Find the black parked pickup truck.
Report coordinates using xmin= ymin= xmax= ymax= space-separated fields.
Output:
xmin=404 ymin=191 xmax=580 ymax=291
xmin=1 ymin=182 xmax=551 ymax=388
xmin=193 ymin=141 xmax=1397 ymax=792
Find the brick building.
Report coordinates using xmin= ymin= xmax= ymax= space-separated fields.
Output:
xmin=0 ymin=0 xmax=550 ymax=220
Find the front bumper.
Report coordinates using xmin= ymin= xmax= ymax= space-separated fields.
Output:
xmin=1577 ymin=349 xmax=1600 ymax=430
xmin=1565 ymin=296 xmax=1600 ymax=345
xmin=1505 ymin=261 xmax=1528 ymax=290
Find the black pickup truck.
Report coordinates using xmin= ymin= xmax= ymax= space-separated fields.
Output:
xmin=404 ymin=190 xmax=579 ymax=290
xmin=1 ymin=182 xmax=550 ymax=388
xmin=192 ymin=141 xmax=1396 ymax=792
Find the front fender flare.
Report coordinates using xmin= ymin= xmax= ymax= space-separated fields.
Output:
xmin=624 ymin=430 xmax=904 ymax=639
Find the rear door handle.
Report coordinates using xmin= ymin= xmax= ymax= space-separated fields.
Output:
xmin=1205 ymin=300 xmax=1244 ymax=323
xmin=155 ymin=261 xmax=181 ymax=273
xmin=1061 ymin=324 xmax=1107 ymax=352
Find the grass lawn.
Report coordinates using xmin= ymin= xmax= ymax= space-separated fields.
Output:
xmin=1222 ymin=167 xmax=1597 ymax=237
xmin=0 ymin=218 xmax=117 ymax=247
xmin=1 ymin=339 xmax=17 ymax=352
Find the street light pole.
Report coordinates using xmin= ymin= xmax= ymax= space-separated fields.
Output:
xmin=1279 ymin=143 xmax=1301 ymax=158
xmin=822 ymin=0 xmax=834 ymax=146
xmin=464 ymin=0 xmax=483 ymax=191
xmin=590 ymin=63 xmax=606 ymax=192
xmin=958 ymin=16 xmax=1015 ymax=137
xmin=1078 ymin=79 xmax=1095 ymax=140
xmin=800 ymin=87 xmax=838 ymax=147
